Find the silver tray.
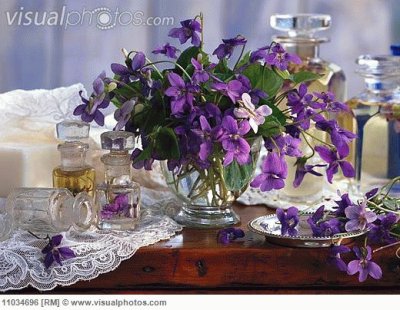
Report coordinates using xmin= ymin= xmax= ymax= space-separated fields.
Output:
xmin=248 ymin=213 xmax=368 ymax=248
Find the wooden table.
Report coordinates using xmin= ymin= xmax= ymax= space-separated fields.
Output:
xmin=19 ymin=204 xmax=400 ymax=294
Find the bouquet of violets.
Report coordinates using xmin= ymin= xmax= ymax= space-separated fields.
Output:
xmin=74 ymin=13 xmax=355 ymax=226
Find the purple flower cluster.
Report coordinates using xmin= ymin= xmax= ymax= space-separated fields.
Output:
xmin=275 ymin=187 xmax=400 ymax=282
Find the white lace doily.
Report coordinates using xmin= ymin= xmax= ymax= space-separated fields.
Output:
xmin=0 ymin=188 xmax=182 ymax=292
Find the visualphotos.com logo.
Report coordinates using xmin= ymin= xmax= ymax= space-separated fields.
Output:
xmin=5 ymin=6 xmax=175 ymax=30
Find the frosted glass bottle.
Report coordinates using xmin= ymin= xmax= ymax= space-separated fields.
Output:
xmin=347 ymin=55 xmax=400 ymax=194
xmin=95 ymin=131 xmax=140 ymax=230
xmin=53 ymin=121 xmax=96 ymax=197
xmin=270 ymin=14 xmax=346 ymax=204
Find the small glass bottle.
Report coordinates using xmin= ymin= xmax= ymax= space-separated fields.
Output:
xmin=95 ymin=131 xmax=140 ymax=230
xmin=270 ymin=14 xmax=346 ymax=101
xmin=5 ymin=187 xmax=94 ymax=236
xmin=53 ymin=121 xmax=96 ymax=197
xmin=347 ymin=55 xmax=400 ymax=194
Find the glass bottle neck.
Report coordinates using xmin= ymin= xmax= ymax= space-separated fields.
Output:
xmin=101 ymin=151 xmax=132 ymax=185
xmin=363 ymin=76 xmax=399 ymax=94
xmin=59 ymin=148 xmax=86 ymax=170
xmin=273 ymin=36 xmax=323 ymax=59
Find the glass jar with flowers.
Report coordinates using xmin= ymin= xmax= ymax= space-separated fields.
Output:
xmin=74 ymin=13 xmax=355 ymax=228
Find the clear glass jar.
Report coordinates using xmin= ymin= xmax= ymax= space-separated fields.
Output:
xmin=347 ymin=55 xmax=400 ymax=194
xmin=53 ymin=121 xmax=96 ymax=197
xmin=95 ymin=131 xmax=140 ymax=230
xmin=5 ymin=187 xmax=94 ymax=236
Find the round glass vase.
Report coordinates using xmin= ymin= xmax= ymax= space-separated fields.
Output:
xmin=161 ymin=138 xmax=261 ymax=228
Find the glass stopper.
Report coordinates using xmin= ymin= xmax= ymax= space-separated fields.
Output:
xmin=56 ymin=120 xmax=90 ymax=141
xmin=270 ymin=14 xmax=331 ymax=37
xmin=101 ymin=131 xmax=135 ymax=151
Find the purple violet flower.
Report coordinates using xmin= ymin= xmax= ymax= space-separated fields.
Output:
xmin=315 ymin=146 xmax=355 ymax=183
xmin=101 ymin=193 xmax=133 ymax=220
xmin=152 ymin=43 xmax=179 ymax=58
xmin=220 ymin=116 xmax=251 ymax=166
xmin=276 ymin=207 xmax=299 ymax=236
xmin=366 ymin=188 xmax=379 ymax=200
xmin=42 ymin=234 xmax=75 ymax=269
xmin=368 ymin=213 xmax=398 ymax=244
xmin=328 ymin=245 xmax=351 ymax=272
xmin=250 ymin=152 xmax=288 ymax=191
xmin=292 ymin=158 xmax=324 ymax=188
xmin=213 ymin=35 xmax=247 ymax=60
xmin=264 ymin=134 xmax=303 ymax=158
xmin=192 ymin=115 xmax=221 ymax=161
xmin=265 ymin=43 xmax=302 ymax=71
xmin=212 ymin=80 xmax=243 ymax=103
xmin=333 ymin=192 xmax=354 ymax=217
xmin=114 ymin=100 xmax=135 ymax=131
xmin=307 ymin=206 xmax=342 ymax=237
xmin=168 ymin=19 xmax=202 ymax=47
xmin=111 ymin=52 xmax=146 ymax=83
xmin=217 ymin=227 xmax=245 ymax=245
xmin=191 ymin=58 xmax=210 ymax=84
xmin=234 ymin=93 xmax=272 ymax=133
xmin=73 ymin=72 xmax=110 ymax=126
xmin=313 ymin=91 xmax=349 ymax=112
xmin=344 ymin=200 xmax=377 ymax=232
xmin=165 ymin=72 xmax=199 ymax=117
xmin=250 ymin=46 xmax=270 ymax=63
xmin=235 ymin=75 xmax=268 ymax=104
xmin=347 ymin=246 xmax=382 ymax=282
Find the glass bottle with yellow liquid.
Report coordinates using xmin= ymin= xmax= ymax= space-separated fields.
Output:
xmin=347 ymin=55 xmax=400 ymax=195
xmin=269 ymin=14 xmax=347 ymax=204
xmin=53 ymin=121 xmax=95 ymax=197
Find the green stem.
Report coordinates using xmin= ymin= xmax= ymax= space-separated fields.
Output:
xmin=373 ymin=240 xmax=400 ymax=253
xmin=143 ymin=60 xmax=192 ymax=81
xmin=367 ymin=200 xmax=400 ymax=215
xmin=233 ymin=44 xmax=246 ymax=71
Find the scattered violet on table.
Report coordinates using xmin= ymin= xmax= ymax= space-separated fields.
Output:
xmin=273 ymin=176 xmax=400 ymax=282
xmin=347 ymin=246 xmax=382 ymax=282
xmin=276 ymin=207 xmax=299 ymax=236
xmin=217 ymin=227 xmax=245 ymax=245
xmin=41 ymin=234 xmax=75 ymax=269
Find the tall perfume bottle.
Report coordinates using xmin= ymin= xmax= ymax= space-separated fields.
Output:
xmin=270 ymin=14 xmax=346 ymax=100
xmin=347 ymin=55 xmax=400 ymax=194
xmin=4 ymin=187 xmax=94 ymax=236
xmin=53 ymin=121 xmax=96 ymax=197
xmin=95 ymin=131 xmax=140 ymax=230
xmin=270 ymin=14 xmax=347 ymax=204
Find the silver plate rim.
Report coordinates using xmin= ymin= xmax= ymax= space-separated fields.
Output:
xmin=248 ymin=212 xmax=368 ymax=247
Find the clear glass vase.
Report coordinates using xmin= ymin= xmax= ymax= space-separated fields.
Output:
xmin=161 ymin=139 xmax=261 ymax=228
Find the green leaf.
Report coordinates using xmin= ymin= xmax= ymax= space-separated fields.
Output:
xmin=214 ymin=58 xmax=233 ymax=75
xmin=291 ymin=71 xmax=321 ymax=84
xmin=235 ymin=51 xmax=251 ymax=70
xmin=176 ymin=46 xmax=200 ymax=69
xmin=132 ymin=144 xmax=153 ymax=165
xmin=242 ymin=64 xmax=283 ymax=97
xmin=257 ymin=115 xmax=285 ymax=138
xmin=154 ymin=127 xmax=180 ymax=160
xmin=223 ymin=159 xmax=256 ymax=192
xmin=259 ymin=98 xmax=287 ymax=126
